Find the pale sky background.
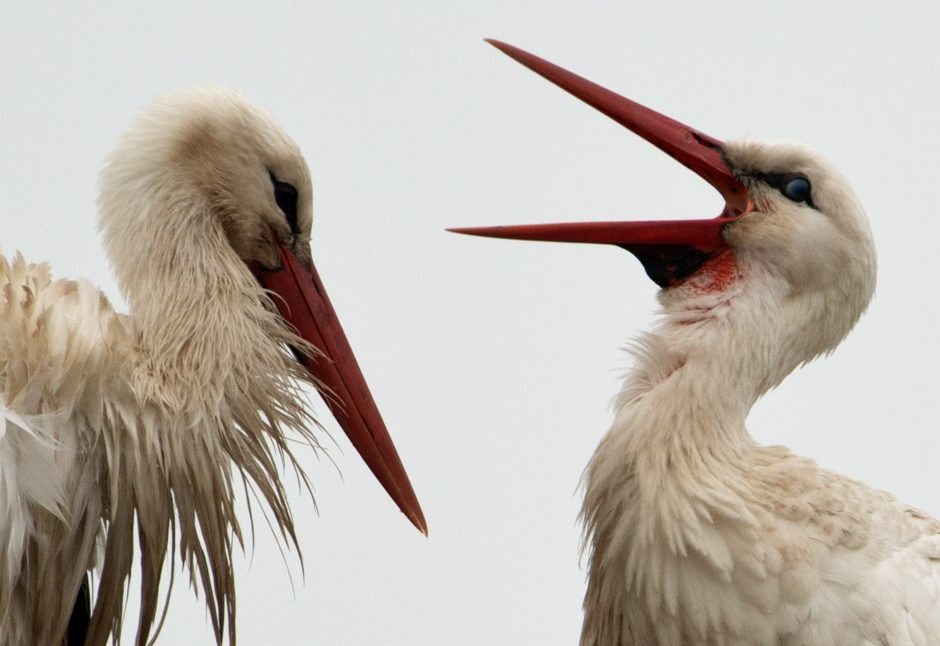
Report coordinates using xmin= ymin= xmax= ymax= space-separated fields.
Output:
xmin=2 ymin=2 xmax=939 ymax=644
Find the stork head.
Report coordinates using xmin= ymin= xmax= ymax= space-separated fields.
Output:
xmin=99 ymin=87 xmax=314 ymax=272
xmin=98 ymin=87 xmax=426 ymax=534
xmin=452 ymin=42 xmax=875 ymax=367
xmin=717 ymin=140 xmax=875 ymax=349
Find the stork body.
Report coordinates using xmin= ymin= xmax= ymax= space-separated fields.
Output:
xmin=0 ymin=88 xmax=424 ymax=645
xmin=456 ymin=42 xmax=940 ymax=645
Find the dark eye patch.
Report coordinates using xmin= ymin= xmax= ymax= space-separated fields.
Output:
xmin=269 ymin=172 xmax=299 ymax=234
xmin=757 ymin=171 xmax=815 ymax=208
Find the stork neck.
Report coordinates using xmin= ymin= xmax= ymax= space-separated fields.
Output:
xmin=613 ymin=266 xmax=802 ymax=463
xmin=109 ymin=186 xmax=266 ymax=414
xmin=614 ymin=339 xmax=755 ymax=465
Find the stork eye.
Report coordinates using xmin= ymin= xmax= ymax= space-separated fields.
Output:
xmin=782 ymin=176 xmax=811 ymax=204
xmin=270 ymin=173 xmax=299 ymax=234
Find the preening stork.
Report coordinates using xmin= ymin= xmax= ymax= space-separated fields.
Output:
xmin=455 ymin=41 xmax=940 ymax=645
xmin=0 ymin=87 xmax=426 ymax=645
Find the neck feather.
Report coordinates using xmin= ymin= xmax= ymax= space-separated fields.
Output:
xmin=93 ymin=181 xmax=320 ymax=645
xmin=580 ymin=267 xmax=800 ymax=595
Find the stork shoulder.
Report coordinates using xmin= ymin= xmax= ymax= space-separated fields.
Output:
xmin=0 ymin=251 xmax=132 ymax=422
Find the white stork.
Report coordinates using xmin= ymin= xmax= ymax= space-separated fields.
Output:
xmin=0 ymin=87 xmax=426 ymax=645
xmin=455 ymin=41 xmax=940 ymax=645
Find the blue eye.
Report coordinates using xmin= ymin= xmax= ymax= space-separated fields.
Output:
xmin=783 ymin=176 xmax=811 ymax=203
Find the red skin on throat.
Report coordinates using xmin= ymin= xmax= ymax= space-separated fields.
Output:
xmin=684 ymin=250 xmax=740 ymax=293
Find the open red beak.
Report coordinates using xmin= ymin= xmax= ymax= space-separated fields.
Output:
xmin=254 ymin=245 xmax=427 ymax=535
xmin=450 ymin=40 xmax=755 ymax=287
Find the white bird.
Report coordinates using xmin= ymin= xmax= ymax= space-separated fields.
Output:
xmin=0 ymin=87 xmax=426 ymax=646
xmin=455 ymin=41 xmax=940 ymax=645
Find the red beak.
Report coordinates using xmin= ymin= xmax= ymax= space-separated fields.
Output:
xmin=450 ymin=40 xmax=755 ymax=287
xmin=254 ymin=245 xmax=427 ymax=535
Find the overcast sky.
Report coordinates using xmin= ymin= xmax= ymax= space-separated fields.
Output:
xmin=2 ymin=2 xmax=939 ymax=644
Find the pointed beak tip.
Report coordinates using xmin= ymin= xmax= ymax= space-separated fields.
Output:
xmin=416 ymin=519 xmax=429 ymax=538
xmin=447 ymin=226 xmax=514 ymax=241
xmin=404 ymin=505 xmax=428 ymax=536
xmin=484 ymin=38 xmax=518 ymax=54
xmin=448 ymin=226 xmax=501 ymax=239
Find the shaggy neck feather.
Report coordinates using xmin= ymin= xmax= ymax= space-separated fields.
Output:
xmin=94 ymin=178 xmax=317 ymax=645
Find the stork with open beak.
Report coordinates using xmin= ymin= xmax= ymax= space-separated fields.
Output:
xmin=454 ymin=41 xmax=940 ymax=645
xmin=0 ymin=87 xmax=425 ymax=646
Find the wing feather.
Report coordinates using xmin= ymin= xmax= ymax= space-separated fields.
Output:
xmin=0 ymin=252 xmax=128 ymax=645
